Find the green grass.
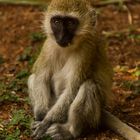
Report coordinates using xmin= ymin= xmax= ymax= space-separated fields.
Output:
xmin=0 ymin=110 xmax=32 ymax=140
xmin=0 ymin=36 xmax=48 ymax=139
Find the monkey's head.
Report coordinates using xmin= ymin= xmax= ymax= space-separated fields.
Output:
xmin=44 ymin=0 xmax=97 ymax=48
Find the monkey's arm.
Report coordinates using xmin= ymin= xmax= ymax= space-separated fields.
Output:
xmin=103 ymin=110 xmax=140 ymax=140
xmin=28 ymin=71 xmax=52 ymax=121
xmin=28 ymin=46 xmax=53 ymax=121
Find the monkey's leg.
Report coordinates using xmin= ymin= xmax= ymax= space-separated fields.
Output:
xmin=46 ymin=80 xmax=101 ymax=140
xmin=28 ymin=73 xmax=53 ymax=121
xmin=31 ymin=75 xmax=82 ymax=139
xmin=103 ymin=110 xmax=140 ymax=140
xmin=31 ymin=83 xmax=80 ymax=139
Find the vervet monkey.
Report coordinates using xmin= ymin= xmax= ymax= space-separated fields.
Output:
xmin=28 ymin=0 xmax=140 ymax=140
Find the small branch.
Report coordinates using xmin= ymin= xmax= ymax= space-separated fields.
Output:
xmin=102 ymin=30 xmax=128 ymax=38
xmin=123 ymin=5 xmax=133 ymax=25
xmin=128 ymin=122 xmax=140 ymax=132
xmin=0 ymin=0 xmax=48 ymax=6
xmin=92 ymin=0 xmax=138 ymax=7
xmin=102 ymin=28 xmax=140 ymax=38
xmin=123 ymin=4 xmax=133 ymax=25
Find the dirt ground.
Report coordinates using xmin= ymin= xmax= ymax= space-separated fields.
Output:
xmin=0 ymin=2 xmax=140 ymax=140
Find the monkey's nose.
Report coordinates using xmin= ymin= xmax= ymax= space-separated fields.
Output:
xmin=57 ymin=38 xmax=71 ymax=47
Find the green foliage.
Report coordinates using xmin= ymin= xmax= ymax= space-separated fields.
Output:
xmin=0 ymin=81 xmax=19 ymax=103
xmin=5 ymin=128 xmax=20 ymax=140
xmin=129 ymin=34 xmax=140 ymax=45
xmin=18 ymin=45 xmax=42 ymax=66
xmin=0 ymin=82 xmax=6 ymax=93
xmin=0 ymin=110 xmax=51 ymax=140
xmin=0 ymin=44 xmax=43 ymax=139
xmin=0 ymin=55 xmax=4 ymax=64
xmin=18 ymin=47 xmax=33 ymax=62
xmin=134 ymin=70 xmax=140 ymax=77
xmin=18 ymin=32 xmax=45 ymax=66
xmin=122 ymin=80 xmax=140 ymax=94
xmin=129 ymin=34 xmax=140 ymax=40
xmin=0 ymin=92 xmax=19 ymax=103
xmin=0 ymin=69 xmax=30 ymax=104
xmin=114 ymin=65 xmax=128 ymax=73
xmin=1 ymin=69 xmax=29 ymax=95
xmin=132 ymin=66 xmax=140 ymax=77
xmin=16 ymin=69 xmax=30 ymax=79
xmin=0 ymin=110 xmax=32 ymax=140
xmin=30 ymin=32 xmax=46 ymax=42
xmin=10 ymin=110 xmax=31 ymax=127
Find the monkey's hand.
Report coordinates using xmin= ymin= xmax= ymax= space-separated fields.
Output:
xmin=31 ymin=120 xmax=51 ymax=139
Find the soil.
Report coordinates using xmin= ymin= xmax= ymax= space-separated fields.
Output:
xmin=0 ymin=2 xmax=140 ymax=140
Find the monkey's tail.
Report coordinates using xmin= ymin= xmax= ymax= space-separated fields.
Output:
xmin=103 ymin=110 xmax=140 ymax=140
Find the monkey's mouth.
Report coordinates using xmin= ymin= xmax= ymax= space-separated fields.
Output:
xmin=56 ymin=40 xmax=72 ymax=47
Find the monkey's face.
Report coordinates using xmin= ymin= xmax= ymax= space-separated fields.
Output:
xmin=44 ymin=0 xmax=97 ymax=48
xmin=50 ymin=15 xmax=79 ymax=47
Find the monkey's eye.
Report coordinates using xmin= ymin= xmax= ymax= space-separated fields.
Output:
xmin=54 ymin=20 xmax=61 ymax=25
xmin=67 ymin=19 xmax=79 ymax=31
xmin=68 ymin=21 xmax=74 ymax=26
xmin=67 ymin=21 xmax=76 ymax=30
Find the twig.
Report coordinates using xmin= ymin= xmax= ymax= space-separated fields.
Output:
xmin=123 ymin=4 xmax=133 ymax=25
xmin=102 ymin=28 xmax=140 ymax=38
xmin=102 ymin=29 xmax=129 ymax=38
xmin=92 ymin=0 xmax=138 ymax=7
xmin=128 ymin=122 xmax=140 ymax=132
xmin=0 ymin=0 xmax=48 ymax=6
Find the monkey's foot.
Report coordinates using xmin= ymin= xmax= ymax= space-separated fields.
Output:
xmin=31 ymin=121 xmax=42 ymax=131
xmin=46 ymin=124 xmax=73 ymax=140
xmin=31 ymin=121 xmax=51 ymax=139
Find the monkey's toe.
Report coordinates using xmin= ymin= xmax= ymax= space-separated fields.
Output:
xmin=32 ymin=121 xmax=49 ymax=139
xmin=31 ymin=121 xmax=41 ymax=131
xmin=46 ymin=124 xmax=73 ymax=140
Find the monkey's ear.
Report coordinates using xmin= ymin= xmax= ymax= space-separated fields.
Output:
xmin=86 ymin=3 xmax=97 ymax=26
xmin=89 ymin=7 xmax=97 ymax=26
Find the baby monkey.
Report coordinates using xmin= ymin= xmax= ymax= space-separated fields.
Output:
xmin=28 ymin=0 xmax=140 ymax=140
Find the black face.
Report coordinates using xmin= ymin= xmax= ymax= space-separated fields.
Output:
xmin=51 ymin=15 xmax=79 ymax=47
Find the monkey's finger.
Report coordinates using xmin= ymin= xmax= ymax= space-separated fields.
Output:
xmin=47 ymin=124 xmax=59 ymax=132
xmin=46 ymin=124 xmax=61 ymax=136
xmin=46 ymin=126 xmax=63 ymax=140
xmin=50 ymin=133 xmax=63 ymax=140
xmin=31 ymin=124 xmax=40 ymax=131
xmin=31 ymin=121 xmax=41 ymax=130
xmin=31 ymin=127 xmax=41 ymax=138
xmin=32 ymin=125 xmax=48 ymax=139
xmin=46 ymin=129 xmax=58 ymax=136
